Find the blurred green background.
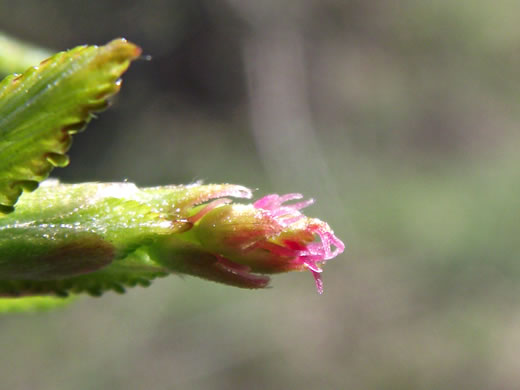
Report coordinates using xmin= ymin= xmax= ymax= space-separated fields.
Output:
xmin=2 ymin=0 xmax=520 ymax=388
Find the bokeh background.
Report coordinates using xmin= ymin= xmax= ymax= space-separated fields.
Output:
xmin=2 ymin=1 xmax=520 ymax=388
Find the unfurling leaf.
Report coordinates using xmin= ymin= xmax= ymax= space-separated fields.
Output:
xmin=0 ymin=39 xmax=141 ymax=213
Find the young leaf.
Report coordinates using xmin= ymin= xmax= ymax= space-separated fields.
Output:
xmin=0 ymin=39 xmax=141 ymax=213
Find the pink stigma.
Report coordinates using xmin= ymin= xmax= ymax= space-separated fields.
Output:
xmin=254 ymin=194 xmax=345 ymax=293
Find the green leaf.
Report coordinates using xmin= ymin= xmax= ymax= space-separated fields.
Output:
xmin=0 ymin=252 xmax=167 ymax=298
xmin=0 ymin=39 xmax=141 ymax=213
xmin=0 ymin=295 xmax=76 ymax=313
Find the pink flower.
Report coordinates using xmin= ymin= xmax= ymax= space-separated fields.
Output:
xmin=169 ymin=190 xmax=345 ymax=293
xmin=252 ymin=194 xmax=345 ymax=293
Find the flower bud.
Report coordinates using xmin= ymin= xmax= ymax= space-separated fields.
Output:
xmin=156 ymin=191 xmax=345 ymax=293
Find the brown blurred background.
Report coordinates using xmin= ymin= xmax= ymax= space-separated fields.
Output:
xmin=1 ymin=0 xmax=520 ymax=388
